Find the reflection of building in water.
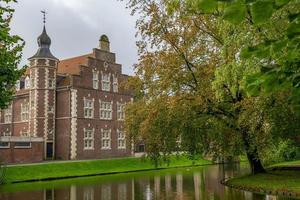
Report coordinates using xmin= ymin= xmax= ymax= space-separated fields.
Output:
xmin=70 ymin=185 xmax=76 ymax=200
xmin=176 ymin=173 xmax=183 ymax=200
xmin=44 ymin=189 xmax=54 ymax=200
xmin=266 ymin=195 xmax=277 ymax=200
xmin=154 ymin=176 xmax=160 ymax=199
xmin=83 ymin=187 xmax=94 ymax=200
xmin=165 ymin=174 xmax=172 ymax=198
xmin=193 ymin=172 xmax=201 ymax=200
xmin=244 ymin=191 xmax=253 ymax=200
xmin=118 ymin=183 xmax=127 ymax=200
xmin=101 ymin=184 xmax=112 ymax=200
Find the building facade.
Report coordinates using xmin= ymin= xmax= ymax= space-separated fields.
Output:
xmin=0 ymin=25 xmax=133 ymax=164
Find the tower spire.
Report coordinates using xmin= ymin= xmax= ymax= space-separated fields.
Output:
xmin=41 ymin=10 xmax=47 ymax=25
xmin=28 ymin=11 xmax=58 ymax=61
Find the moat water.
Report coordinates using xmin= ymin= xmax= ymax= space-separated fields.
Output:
xmin=0 ymin=163 xmax=294 ymax=200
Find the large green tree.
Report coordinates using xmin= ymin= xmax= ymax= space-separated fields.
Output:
xmin=125 ymin=0 xmax=299 ymax=174
xmin=0 ymin=0 xmax=24 ymax=109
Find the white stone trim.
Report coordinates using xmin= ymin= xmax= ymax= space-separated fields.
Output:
xmin=70 ymin=89 xmax=78 ymax=159
xmin=44 ymin=68 xmax=49 ymax=139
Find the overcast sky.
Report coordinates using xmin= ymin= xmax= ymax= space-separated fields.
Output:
xmin=10 ymin=0 xmax=138 ymax=75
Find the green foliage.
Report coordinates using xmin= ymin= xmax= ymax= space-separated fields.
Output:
xmin=261 ymin=140 xmax=299 ymax=166
xmin=223 ymin=1 xmax=246 ymax=24
xmin=0 ymin=0 xmax=24 ymax=109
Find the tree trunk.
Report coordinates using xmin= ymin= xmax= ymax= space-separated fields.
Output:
xmin=241 ymin=129 xmax=266 ymax=174
xmin=245 ymin=147 xmax=266 ymax=174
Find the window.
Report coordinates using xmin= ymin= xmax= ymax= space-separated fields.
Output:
xmin=2 ymin=131 xmax=11 ymax=137
xmin=100 ymin=101 xmax=112 ymax=120
xmin=113 ymin=75 xmax=118 ymax=93
xmin=31 ymin=78 xmax=35 ymax=88
xmin=117 ymin=103 xmax=125 ymax=121
xmin=117 ymin=129 xmax=126 ymax=149
xmin=92 ymin=70 xmax=99 ymax=89
xmin=101 ymin=129 xmax=111 ymax=149
xmin=48 ymin=106 xmax=54 ymax=113
xmin=4 ymin=105 xmax=12 ymax=123
xmin=21 ymin=102 xmax=29 ymax=121
xmin=49 ymin=79 xmax=55 ymax=89
xmin=0 ymin=142 xmax=9 ymax=148
xmin=84 ymin=128 xmax=94 ymax=150
xmin=14 ymin=142 xmax=31 ymax=148
xmin=101 ymin=73 xmax=110 ymax=91
xmin=15 ymin=80 xmax=20 ymax=91
xmin=25 ymin=76 xmax=30 ymax=89
xmin=84 ymin=99 xmax=94 ymax=118
xmin=20 ymin=130 xmax=29 ymax=137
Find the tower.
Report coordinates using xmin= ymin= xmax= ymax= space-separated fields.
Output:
xmin=99 ymin=34 xmax=110 ymax=51
xmin=28 ymin=13 xmax=58 ymax=160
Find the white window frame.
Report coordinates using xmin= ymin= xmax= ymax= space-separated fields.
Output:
xmin=92 ymin=70 xmax=99 ymax=89
xmin=99 ymin=100 xmax=113 ymax=120
xmin=84 ymin=128 xmax=94 ymax=150
xmin=31 ymin=78 xmax=35 ymax=89
xmin=4 ymin=105 xmax=12 ymax=123
xmin=84 ymin=98 xmax=94 ymax=118
xmin=113 ymin=74 xmax=118 ymax=93
xmin=14 ymin=142 xmax=31 ymax=149
xmin=117 ymin=102 xmax=125 ymax=121
xmin=15 ymin=80 xmax=20 ymax=91
xmin=20 ymin=130 xmax=29 ymax=137
xmin=101 ymin=129 xmax=111 ymax=150
xmin=21 ymin=102 xmax=29 ymax=122
xmin=0 ymin=142 xmax=10 ymax=149
xmin=101 ymin=72 xmax=111 ymax=91
xmin=2 ymin=131 xmax=11 ymax=137
xmin=117 ymin=129 xmax=126 ymax=149
xmin=25 ymin=76 xmax=30 ymax=89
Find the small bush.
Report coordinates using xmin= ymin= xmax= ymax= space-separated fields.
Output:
xmin=262 ymin=140 xmax=298 ymax=166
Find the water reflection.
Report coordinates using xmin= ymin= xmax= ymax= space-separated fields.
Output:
xmin=0 ymin=164 xmax=295 ymax=200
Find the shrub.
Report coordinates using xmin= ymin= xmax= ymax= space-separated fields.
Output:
xmin=262 ymin=140 xmax=298 ymax=166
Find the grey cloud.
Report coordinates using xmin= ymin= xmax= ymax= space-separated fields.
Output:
xmin=10 ymin=0 xmax=137 ymax=75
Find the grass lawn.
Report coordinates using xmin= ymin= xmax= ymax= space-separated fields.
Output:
xmin=227 ymin=160 xmax=300 ymax=195
xmin=270 ymin=160 xmax=300 ymax=167
xmin=3 ymin=156 xmax=211 ymax=183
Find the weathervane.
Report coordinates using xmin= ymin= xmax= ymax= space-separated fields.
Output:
xmin=41 ymin=10 xmax=47 ymax=24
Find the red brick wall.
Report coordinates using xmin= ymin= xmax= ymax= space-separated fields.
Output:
xmin=0 ymin=142 xmax=43 ymax=164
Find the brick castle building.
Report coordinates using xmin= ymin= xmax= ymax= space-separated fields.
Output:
xmin=0 ymin=25 xmax=133 ymax=164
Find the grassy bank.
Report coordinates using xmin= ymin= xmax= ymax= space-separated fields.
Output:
xmin=3 ymin=156 xmax=211 ymax=183
xmin=226 ymin=160 xmax=300 ymax=196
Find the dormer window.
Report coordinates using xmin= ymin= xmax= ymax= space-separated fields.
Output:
xmin=113 ymin=75 xmax=118 ymax=93
xmin=93 ymin=70 xmax=99 ymax=89
xmin=25 ymin=76 xmax=30 ymax=89
xmin=101 ymin=72 xmax=110 ymax=92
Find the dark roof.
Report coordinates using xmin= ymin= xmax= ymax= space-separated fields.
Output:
xmin=28 ymin=26 xmax=58 ymax=61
